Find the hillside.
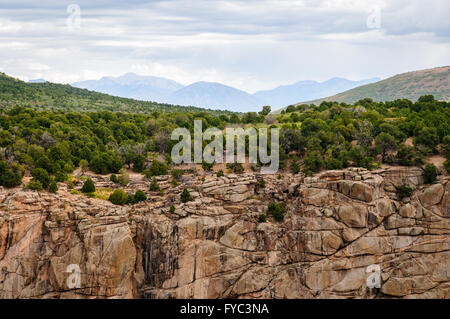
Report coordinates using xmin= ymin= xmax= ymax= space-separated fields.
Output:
xmin=0 ymin=73 xmax=232 ymax=115
xmin=254 ymin=77 xmax=379 ymax=108
xmin=298 ymin=66 xmax=450 ymax=106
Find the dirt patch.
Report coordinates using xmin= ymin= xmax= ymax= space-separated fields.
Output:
xmin=426 ymin=155 xmax=446 ymax=167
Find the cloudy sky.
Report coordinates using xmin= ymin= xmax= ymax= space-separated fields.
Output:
xmin=0 ymin=0 xmax=449 ymax=92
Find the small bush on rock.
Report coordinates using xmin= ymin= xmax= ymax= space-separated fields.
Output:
xmin=108 ymin=189 xmax=128 ymax=205
xmin=82 ymin=178 xmax=95 ymax=193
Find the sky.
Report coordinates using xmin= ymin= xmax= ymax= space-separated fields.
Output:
xmin=0 ymin=0 xmax=449 ymax=93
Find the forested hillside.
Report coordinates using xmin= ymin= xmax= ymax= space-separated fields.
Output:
xmin=0 ymin=95 xmax=448 ymax=192
xmin=0 ymin=73 xmax=232 ymax=115
xmin=297 ymin=66 xmax=450 ymax=106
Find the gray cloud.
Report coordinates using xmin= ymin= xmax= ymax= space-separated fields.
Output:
xmin=0 ymin=0 xmax=448 ymax=92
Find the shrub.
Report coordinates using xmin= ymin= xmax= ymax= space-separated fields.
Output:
xmin=258 ymin=177 xmax=266 ymax=188
xmin=149 ymin=177 xmax=160 ymax=191
xmin=202 ymin=161 xmax=213 ymax=171
xmin=291 ymin=160 xmax=300 ymax=174
xmin=422 ymin=163 xmax=437 ymax=184
xmin=110 ymin=174 xmax=118 ymax=183
xmin=396 ymin=185 xmax=413 ymax=200
xmin=145 ymin=160 xmax=168 ymax=177
xmin=327 ymin=158 xmax=343 ymax=170
xmin=258 ymin=214 xmax=267 ymax=223
xmin=227 ymin=163 xmax=244 ymax=173
xmin=169 ymin=205 xmax=175 ymax=213
xmin=171 ymin=179 xmax=179 ymax=187
xmin=216 ymin=170 xmax=224 ymax=177
xmin=26 ymin=180 xmax=43 ymax=191
xmin=108 ymin=189 xmax=128 ymax=205
xmin=135 ymin=190 xmax=147 ymax=202
xmin=268 ymin=202 xmax=286 ymax=222
xmin=79 ymin=159 xmax=89 ymax=173
xmin=181 ymin=188 xmax=191 ymax=203
xmin=63 ymin=162 xmax=75 ymax=173
xmin=129 ymin=189 xmax=147 ymax=204
xmin=304 ymin=151 xmax=323 ymax=172
xmin=0 ymin=161 xmax=22 ymax=188
xmin=54 ymin=171 xmax=68 ymax=182
xmin=171 ymin=169 xmax=184 ymax=180
xmin=132 ymin=154 xmax=146 ymax=172
xmin=31 ymin=168 xmax=51 ymax=189
xmin=445 ymin=160 xmax=450 ymax=173
xmin=118 ymin=168 xmax=129 ymax=186
xmin=48 ymin=180 xmax=58 ymax=193
xmin=82 ymin=178 xmax=95 ymax=193
xmin=396 ymin=145 xmax=420 ymax=166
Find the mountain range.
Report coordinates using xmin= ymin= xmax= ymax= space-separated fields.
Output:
xmin=72 ymin=74 xmax=380 ymax=112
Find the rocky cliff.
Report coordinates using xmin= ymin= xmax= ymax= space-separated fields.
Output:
xmin=0 ymin=167 xmax=449 ymax=298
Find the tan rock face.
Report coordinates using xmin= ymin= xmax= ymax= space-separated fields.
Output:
xmin=0 ymin=168 xmax=449 ymax=299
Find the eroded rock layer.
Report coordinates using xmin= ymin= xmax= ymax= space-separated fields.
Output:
xmin=0 ymin=167 xmax=449 ymax=298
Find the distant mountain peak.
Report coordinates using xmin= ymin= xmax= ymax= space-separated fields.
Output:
xmin=254 ymin=77 xmax=380 ymax=108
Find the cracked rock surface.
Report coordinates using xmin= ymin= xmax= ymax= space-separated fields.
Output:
xmin=0 ymin=167 xmax=449 ymax=298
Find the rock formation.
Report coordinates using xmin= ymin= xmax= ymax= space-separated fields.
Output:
xmin=0 ymin=167 xmax=448 ymax=298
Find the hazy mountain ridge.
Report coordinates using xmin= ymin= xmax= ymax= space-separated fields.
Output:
xmin=254 ymin=77 xmax=380 ymax=108
xmin=166 ymin=81 xmax=262 ymax=112
xmin=71 ymin=73 xmax=380 ymax=111
xmin=72 ymin=73 xmax=184 ymax=102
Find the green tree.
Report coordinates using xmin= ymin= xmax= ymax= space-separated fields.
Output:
xmin=132 ymin=154 xmax=146 ymax=172
xmin=258 ymin=214 xmax=267 ymax=223
xmin=118 ymin=168 xmax=129 ymax=186
xmin=396 ymin=185 xmax=413 ymax=200
xmin=0 ymin=161 xmax=22 ymax=188
xmin=268 ymin=202 xmax=286 ymax=222
xmin=149 ymin=177 xmax=160 ymax=191
xmin=81 ymin=178 xmax=95 ymax=193
xmin=31 ymin=168 xmax=51 ymax=189
xmin=110 ymin=174 xmax=118 ymax=183
xmin=108 ymin=189 xmax=128 ymax=205
xmin=375 ymin=132 xmax=397 ymax=162
xmin=48 ymin=180 xmax=58 ymax=193
xmin=422 ymin=163 xmax=437 ymax=184
xmin=202 ymin=161 xmax=213 ymax=171
xmin=133 ymin=190 xmax=147 ymax=203
xmin=26 ymin=180 xmax=43 ymax=191
xmin=415 ymin=127 xmax=439 ymax=153
xmin=259 ymin=105 xmax=271 ymax=116
xmin=181 ymin=188 xmax=191 ymax=203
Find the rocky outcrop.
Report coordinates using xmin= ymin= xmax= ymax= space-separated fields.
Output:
xmin=0 ymin=167 xmax=449 ymax=299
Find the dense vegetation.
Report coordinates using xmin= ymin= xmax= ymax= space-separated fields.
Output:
xmin=0 ymin=73 xmax=233 ymax=116
xmin=278 ymin=95 xmax=449 ymax=175
xmin=0 ymin=94 xmax=448 ymax=190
